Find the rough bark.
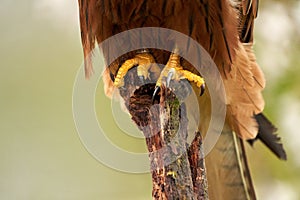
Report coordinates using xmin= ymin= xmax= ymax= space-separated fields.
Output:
xmin=117 ymin=68 xmax=208 ymax=199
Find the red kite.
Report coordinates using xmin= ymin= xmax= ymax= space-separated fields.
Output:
xmin=78 ymin=0 xmax=286 ymax=199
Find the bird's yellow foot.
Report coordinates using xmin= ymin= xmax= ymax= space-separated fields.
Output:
xmin=113 ymin=52 xmax=160 ymax=87
xmin=153 ymin=53 xmax=205 ymax=100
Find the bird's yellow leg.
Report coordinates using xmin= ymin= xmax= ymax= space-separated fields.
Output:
xmin=155 ymin=53 xmax=205 ymax=89
xmin=114 ymin=53 xmax=160 ymax=87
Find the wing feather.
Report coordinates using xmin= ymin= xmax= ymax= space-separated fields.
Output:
xmin=226 ymin=0 xmax=265 ymax=139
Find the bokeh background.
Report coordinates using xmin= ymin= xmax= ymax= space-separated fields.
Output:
xmin=1 ymin=0 xmax=299 ymax=199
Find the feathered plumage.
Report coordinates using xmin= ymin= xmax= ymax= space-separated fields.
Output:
xmin=78 ymin=0 xmax=286 ymax=199
xmin=78 ymin=0 xmax=275 ymax=141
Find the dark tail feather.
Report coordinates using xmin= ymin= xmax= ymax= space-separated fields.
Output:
xmin=248 ymin=113 xmax=287 ymax=160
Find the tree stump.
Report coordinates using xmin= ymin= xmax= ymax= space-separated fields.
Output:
xmin=117 ymin=68 xmax=208 ymax=199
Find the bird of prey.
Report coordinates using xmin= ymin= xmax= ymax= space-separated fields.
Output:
xmin=78 ymin=0 xmax=286 ymax=199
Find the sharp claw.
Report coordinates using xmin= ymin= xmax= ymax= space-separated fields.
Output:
xmin=200 ymin=83 xmax=205 ymax=96
xmin=166 ymin=68 xmax=175 ymax=87
xmin=152 ymin=86 xmax=160 ymax=104
xmin=110 ymin=71 xmax=115 ymax=82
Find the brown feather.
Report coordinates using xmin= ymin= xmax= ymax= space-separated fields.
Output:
xmin=217 ymin=0 xmax=264 ymax=139
xmin=78 ymin=0 xmax=239 ymax=79
xmin=77 ymin=0 xmax=273 ymax=141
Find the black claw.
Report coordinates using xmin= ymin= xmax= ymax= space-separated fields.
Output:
xmin=109 ymin=70 xmax=115 ymax=82
xmin=152 ymin=86 xmax=160 ymax=104
xmin=200 ymin=83 xmax=205 ymax=96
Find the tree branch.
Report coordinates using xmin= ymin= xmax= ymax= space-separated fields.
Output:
xmin=118 ymin=68 xmax=208 ymax=199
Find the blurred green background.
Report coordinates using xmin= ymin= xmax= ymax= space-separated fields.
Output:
xmin=1 ymin=0 xmax=299 ymax=199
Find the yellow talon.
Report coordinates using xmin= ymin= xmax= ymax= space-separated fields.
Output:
xmin=113 ymin=53 xmax=160 ymax=87
xmin=155 ymin=53 xmax=205 ymax=89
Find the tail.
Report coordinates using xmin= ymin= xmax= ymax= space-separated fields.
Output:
xmin=205 ymin=127 xmax=256 ymax=200
xmin=248 ymin=113 xmax=287 ymax=160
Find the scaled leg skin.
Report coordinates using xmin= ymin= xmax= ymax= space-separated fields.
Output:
xmin=113 ymin=53 xmax=160 ymax=87
xmin=153 ymin=52 xmax=205 ymax=98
